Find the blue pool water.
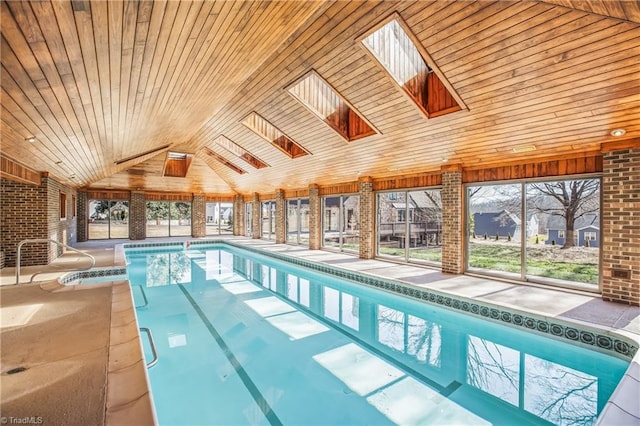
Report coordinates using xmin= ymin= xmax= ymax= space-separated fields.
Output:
xmin=127 ymin=244 xmax=629 ymax=426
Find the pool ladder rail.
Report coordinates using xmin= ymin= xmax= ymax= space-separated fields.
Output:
xmin=140 ymin=327 xmax=159 ymax=368
xmin=15 ymin=238 xmax=96 ymax=285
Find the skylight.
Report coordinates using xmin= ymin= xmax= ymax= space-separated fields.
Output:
xmin=288 ymin=71 xmax=377 ymax=142
xmin=361 ymin=16 xmax=463 ymax=118
xmin=163 ymin=151 xmax=192 ymax=177
xmin=202 ymin=147 xmax=246 ymax=174
xmin=242 ymin=112 xmax=309 ymax=159
xmin=214 ymin=135 xmax=269 ymax=169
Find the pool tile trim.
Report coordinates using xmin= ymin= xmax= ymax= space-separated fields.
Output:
xmin=124 ymin=239 xmax=638 ymax=360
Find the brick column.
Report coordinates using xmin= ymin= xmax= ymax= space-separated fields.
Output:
xmin=308 ymin=184 xmax=322 ymax=250
xmin=275 ymin=189 xmax=286 ymax=243
xmin=77 ymin=191 xmax=88 ymax=242
xmin=252 ymin=193 xmax=261 ymax=239
xmin=441 ymin=166 xmax=464 ymax=274
xmin=602 ymin=148 xmax=640 ymax=306
xmin=358 ymin=176 xmax=374 ymax=259
xmin=129 ymin=191 xmax=146 ymax=240
xmin=192 ymin=194 xmax=206 ymax=238
xmin=234 ymin=195 xmax=244 ymax=236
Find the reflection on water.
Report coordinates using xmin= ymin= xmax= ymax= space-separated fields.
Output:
xmin=128 ymin=247 xmax=626 ymax=426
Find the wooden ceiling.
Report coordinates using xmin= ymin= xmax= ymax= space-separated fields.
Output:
xmin=1 ymin=0 xmax=639 ymax=195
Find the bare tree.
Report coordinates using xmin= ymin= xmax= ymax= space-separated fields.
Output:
xmin=529 ymin=179 xmax=599 ymax=249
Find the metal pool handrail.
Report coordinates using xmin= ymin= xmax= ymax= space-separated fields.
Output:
xmin=140 ymin=327 xmax=158 ymax=368
xmin=16 ymin=238 xmax=96 ymax=285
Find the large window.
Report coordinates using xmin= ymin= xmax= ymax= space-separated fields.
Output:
xmin=287 ymin=198 xmax=310 ymax=245
xmin=466 ymin=177 xmax=600 ymax=288
xmin=377 ymin=189 xmax=442 ymax=265
xmin=88 ymin=200 xmax=129 ymax=239
xmin=322 ymin=194 xmax=359 ymax=252
xmin=206 ymin=202 xmax=234 ymax=235
xmin=261 ymin=201 xmax=276 ymax=240
xmin=146 ymin=201 xmax=191 ymax=237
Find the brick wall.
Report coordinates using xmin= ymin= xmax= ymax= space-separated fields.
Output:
xmin=358 ymin=177 xmax=374 ymax=259
xmin=441 ymin=169 xmax=464 ymax=273
xmin=192 ymin=195 xmax=206 ymax=238
xmin=77 ymin=191 xmax=88 ymax=242
xmin=234 ymin=195 xmax=244 ymax=236
xmin=308 ymin=185 xmax=321 ymax=250
xmin=252 ymin=193 xmax=260 ymax=239
xmin=275 ymin=190 xmax=286 ymax=243
xmin=602 ymin=148 xmax=640 ymax=306
xmin=129 ymin=192 xmax=146 ymax=240
xmin=0 ymin=175 xmax=76 ymax=267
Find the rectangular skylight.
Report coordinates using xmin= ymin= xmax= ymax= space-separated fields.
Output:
xmin=213 ymin=135 xmax=269 ymax=169
xmin=361 ymin=16 xmax=462 ymax=118
xmin=242 ymin=112 xmax=309 ymax=159
xmin=202 ymin=147 xmax=246 ymax=174
xmin=288 ymin=71 xmax=377 ymax=142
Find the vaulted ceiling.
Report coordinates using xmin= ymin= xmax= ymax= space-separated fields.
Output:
xmin=1 ymin=0 xmax=639 ymax=195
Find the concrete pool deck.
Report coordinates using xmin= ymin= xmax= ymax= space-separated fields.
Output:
xmin=1 ymin=236 xmax=638 ymax=425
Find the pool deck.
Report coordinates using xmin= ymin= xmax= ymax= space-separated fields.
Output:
xmin=1 ymin=236 xmax=639 ymax=425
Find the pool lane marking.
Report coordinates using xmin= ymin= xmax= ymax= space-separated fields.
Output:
xmin=178 ymin=284 xmax=283 ymax=426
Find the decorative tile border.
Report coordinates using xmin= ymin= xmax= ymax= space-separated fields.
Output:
xmin=123 ymin=240 xmax=639 ymax=361
xmin=59 ymin=267 xmax=128 ymax=285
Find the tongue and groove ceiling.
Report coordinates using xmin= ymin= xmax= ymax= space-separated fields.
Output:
xmin=1 ymin=0 xmax=639 ymax=195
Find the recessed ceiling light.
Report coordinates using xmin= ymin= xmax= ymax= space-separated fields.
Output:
xmin=25 ymin=136 xmax=36 ymax=143
xmin=610 ymin=128 xmax=626 ymax=137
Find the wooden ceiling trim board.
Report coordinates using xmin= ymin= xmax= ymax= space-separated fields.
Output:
xmin=197 ymin=1 xmax=365 ymax=124
xmin=456 ymin=22 xmax=633 ymax=98
xmin=155 ymin=1 xmax=218 ymax=116
xmin=1 ymin=155 xmax=42 ymax=186
xmin=454 ymin=14 xmax=611 ymax=89
xmin=620 ymin=1 xmax=640 ymax=23
xmin=49 ymin=0 xmax=104 ymax=168
xmin=30 ymin=0 xmax=103 ymax=174
xmin=73 ymin=0 xmax=109 ymax=163
xmin=119 ymin=0 xmax=149 ymax=158
xmin=150 ymin=1 xmax=207 ymax=119
xmin=125 ymin=0 xmax=168 ymax=146
xmin=3 ymin=1 xmax=98 ymax=181
xmin=437 ymin=6 xmax=568 ymax=68
xmin=0 ymin=59 xmax=96 ymax=183
xmin=130 ymin=0 xmax=180 ymax=153
xmin=0 ymin=35 xmax=85 ymax=163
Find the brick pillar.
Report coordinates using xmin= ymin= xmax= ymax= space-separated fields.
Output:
xmin=234 ymin=195 xmax=244 ymax=236
xmin=602 ymin=148 xmax=640 ymax=306
xmin=308 ymin=184 xmax=322 ymax=250
xmin=441 ymin=166 xmax=464 ymax=274
xmin=129 ymin=191 xmax=146 ymax=240
xmin=77 ymin=191 xmax=88 ymax=242
xmin=192 ymin=194 xmax=206 ymax=238
xmin=275 ymin=189 xmax=286 ymax=243
xmin=252 ymin=193 xmax=261 ymax=239
xmin=358 ymin=176 xmax=374 ymax=259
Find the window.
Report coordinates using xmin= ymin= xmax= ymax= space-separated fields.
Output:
xmin=377 ymin=189 xmax=442 ymax=265
xmin=261 ymin=201 xmax=276 ymax=240
xmin=60 ymin=192 xmax=67 ymax=219
xmin=213 ymin=135 xmax=269 ymax=169
xmin=242 ymin=112 xmax=309 ymax=159
xmin=72 ymin=195 xmax=77 ymax=218
xmin=322 ymin=194 xmax=359 ymax=252
xmin=163 ymin=151 xmax=193 ymax=177
xmin=287 ymin=198 xmax=310 ymax=245
xmin=88 ymin=200 xmax=129 ymax=239
xmin=146 ymin=201 xmax=191 ymax=237
xmin=206 ymin=202 xmax=234 ymax=235
xmin=288 ymin=71 xmax=376 ymax=142
xmin=361 ymin=16 xmax=463 ymax=118
xmin=466 ymin=177 xmax=600 ymax=288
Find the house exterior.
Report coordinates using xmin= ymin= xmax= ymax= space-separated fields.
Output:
xmin=473 ymin=210 xmax=520 ymax=239
xmin=546 ymin=214 xmax=600 ymax=247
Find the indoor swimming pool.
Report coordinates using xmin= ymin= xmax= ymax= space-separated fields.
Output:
xmin=125 ymin=243 xmax=630 ymax=425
